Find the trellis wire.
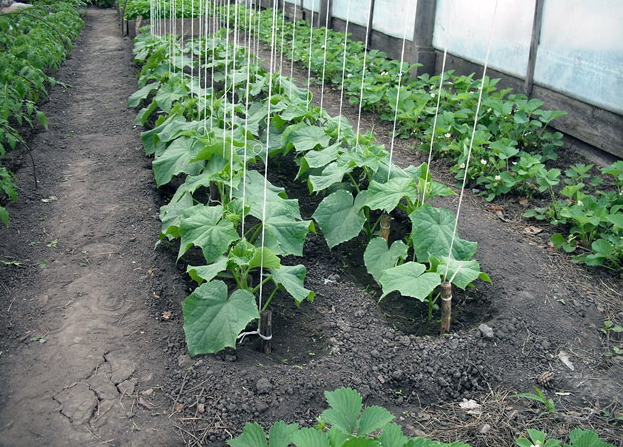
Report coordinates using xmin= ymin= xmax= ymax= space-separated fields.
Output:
xmin=255 ymin=0 xmax=281 ymax=339
xmin=355 ymin=0 xmax=374 ymax=144
xmin=421 ymin=7 xmax=453 ymax=204
xmin=387 ymin=2 xmax=414 ymax=181
xmin=318 ymin=0 xmax=330 ymax=109
xmin=305 ymin=0 xmax=315 ymax=108
xmin=337 ymin=0 xmax=351 ymax=140
xmin=444 ymin=0 xmax=499 ymax=283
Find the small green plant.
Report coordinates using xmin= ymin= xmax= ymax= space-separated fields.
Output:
xmin=516 ymin=429 xmax=615 ymax=447
xmin=511 ymin=386 xmax=556 ymax=416
xmin=601 ymin=320 xmax=623 ymax=357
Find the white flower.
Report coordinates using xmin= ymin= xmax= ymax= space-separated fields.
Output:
xmin=577 ymin=200 xmax=584 ymax=206
xmin=430 ymin=93 xmax=436 ymax=98
xmin=494 ymin=175 xmax=501 ymax=181
xmin=460 ymin=163 xmax=466 ymax=169
xmin=480 ymin=159 xmax=487 ymax=165
xmin=347 ymin=73 xmax=352 ymax=78
xmin=445 ymin=133 xmax=452 ymax=138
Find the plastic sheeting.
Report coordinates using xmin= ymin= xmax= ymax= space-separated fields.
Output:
xmin=331 ymin=0 xmax=371 ymax=27
xmin=284 ymin=0 xmax=318 ymax=13
xmin=534 ymin=0 xmax=623 ymax=114
xmin=371 ymin=0 xmax=415 ymax=40
xmin=432 ymin=0 xmax=534 ymax=79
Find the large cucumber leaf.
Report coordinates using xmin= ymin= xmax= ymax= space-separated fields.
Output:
xmin=182 ymin=280 xmax=258 ymax=356
xmin=270 ymin=264 xmax=314 ymax=305
xmin=409 ymin=205 xmax=477 ymax=262
xmin=153 ymin=135 xmax=204 ymax=187
xmin=313 ymin=190 xmax=366 ymax=248
xmin=378 ymin=262 xmax=441 ymax=301
xmin=178 ymin=205 xmax=239 ymax=262
xmin=363 ymin=238 xmax=409 ymax=283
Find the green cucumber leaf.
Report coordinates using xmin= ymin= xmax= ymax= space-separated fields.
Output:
xmin=263 ymin=202 xmax=314 ymax=256
xmin=409 ymin=205 xmax=477 ymax=261
xmin=431 ymin=256 xmax=491 ymax=289
xmin=153 ymin=135 xmax=204 ymax=187
xmin=364 ymin=238 xmax=409 ymax=283
xmin=379 ymin=262 xmax=441 ymax=301
xmin=186 ymin=257 xmax=229 ymax=284
xmin=365 ymin=177 xmax=415 ymax=212
xmin=182 ymin=280 xmax=258 ymax=356
xmin=309 ymin=162 xmax=352 ymax=193
xmin=284 ymin=123 xmax=331 ymax=153
xmin=178 ymin=205 xmax=239 ymax=262
xmin=154 ymin=80 xmax=188 ymax=113
xmin=128 ymin=82 xmax=160 ymax=108
xmin=313 ymin=190 xmax=366 ymax=248
xmin=249 ymin=247 xmax=282 ymax=269
xmin=159 ymin=188 xmax=194 ymax=239
xmin=270 ymin=264 xmax=314 ymax=305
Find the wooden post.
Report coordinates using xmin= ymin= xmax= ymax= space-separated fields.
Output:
xmin=379 ymin=213 xmax=390 ymax=242
xmin=365 ymin=0 xmax=376 ymax=50
xmin=260 ymin=310 xmax=272 ymax=353
xmin=524 ymin=0 xmax=545 ymax=96
xmin=440 ymin=281 xmax=452 ymax=334
xmin=411 ymin=0 xmax=437 ymax=75
xmin=318 ymin=0 xmax=331 ymax=28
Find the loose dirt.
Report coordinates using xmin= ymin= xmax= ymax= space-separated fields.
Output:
xmin=0 ymin=7 xmax=622 ymax=447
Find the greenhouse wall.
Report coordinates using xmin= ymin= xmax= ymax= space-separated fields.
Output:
xmin=251 ymin=0 xmax=623 ymax=158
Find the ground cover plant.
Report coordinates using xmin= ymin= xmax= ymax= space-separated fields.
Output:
xmin=229 ymin=387 xmax=616 ymax=447
xmin=128 ymin=20 xmax=489 ymax=357
xmin=221 ymin=3 xmax=623 ymax=271
xmin=124 ymin=0 xmax=206 ymax=20
xmin=0 ymin=0 xmax=84 ymax=225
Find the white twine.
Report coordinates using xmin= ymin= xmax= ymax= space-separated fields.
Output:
xmin=444 ymin=0 xmax=499 ymax=282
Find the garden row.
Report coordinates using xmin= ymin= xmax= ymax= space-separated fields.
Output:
xmin=122 ymin=0 xmax=206 ymax=20
xmin=228 ymin=387 xmax=615 ymax=447
xmin=128 ymin=23 xmax=489 ymax=356
xmin=0 ymin=0 xmax=84 ymax=225
xmin=222 ymin=4 xmax=623 ymax=271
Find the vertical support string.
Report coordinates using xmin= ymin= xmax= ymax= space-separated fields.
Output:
xmin=444 ymin=0 xmax=499 ymax=282
xmin=387 ymin=1 xmax=414 ymax=180
xmin=337 ymin=0 xmax=351 ymax=140
xmin=355 ymin=0 xmax=374 ymax=144
xmin=305 ymin=0 xmax=315 ymax=108
xmin=258 ymin=0 xmax=280 ymax=333
xmin=421 ymin=8 xmax=453 ymax=204
xmin=318 ymin=0 xmax=330 ymax=109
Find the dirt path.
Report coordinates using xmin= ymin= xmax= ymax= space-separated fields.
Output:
xmin=0 ymin=9 xmax=183 ymax=447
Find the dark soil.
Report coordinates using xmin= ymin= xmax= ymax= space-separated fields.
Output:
xmin=0 ymin=8 xmax=622 ymax=447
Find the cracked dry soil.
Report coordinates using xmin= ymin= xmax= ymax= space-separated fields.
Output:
xmin=0 ymin=8 xmax=182 ymax=447
xmin=1 ymin=7 xmax=623 ymax=447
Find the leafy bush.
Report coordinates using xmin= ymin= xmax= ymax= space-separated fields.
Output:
xmin=0 ymin=0 xmax=84 ymax=225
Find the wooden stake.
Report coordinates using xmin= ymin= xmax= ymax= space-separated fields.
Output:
xmin=440 ymin=281 xmax=452 ymax=335
xmin=379 ymin=213 xmax=391 ymax=242
xmin=260 ymin=310 xmax=272 ymax=354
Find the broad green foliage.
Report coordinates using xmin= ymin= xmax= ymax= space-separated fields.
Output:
xmin=129 ymin=17 xmax=487 ymax=354
xmin=182 ymin=280 xmax=258 ymax=356
xmin=124 ymin=0 xmax=207 ymax=20
xmin=231 ymin=2 xmax=622 ymax=270
xmin=0 ymin=1 xmax=84 ymax=225
xmin=229 ymin=388 xmax=614 ymax=447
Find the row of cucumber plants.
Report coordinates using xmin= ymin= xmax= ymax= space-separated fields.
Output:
xmin=221 ymin=4 xmax=623 ymax=271
xmin=229 ymin=387 xmax=616 ymax=447
xmin=129 ymin=23 xmax=489 ymax=355
xmin=123 ymin=0 xmax=206 ymax=20
xmin=0 ymin=0 xmax=85 ymax=225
